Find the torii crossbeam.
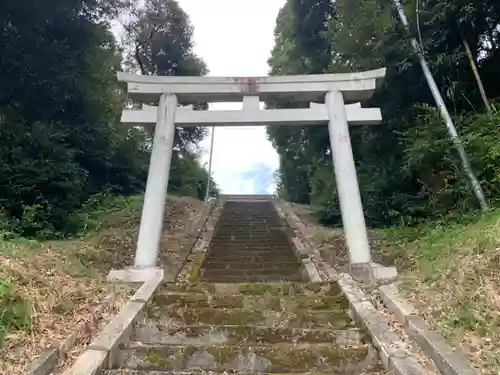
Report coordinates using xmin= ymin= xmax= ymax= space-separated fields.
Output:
xmin=110 ymin=68 xmax=396 ymax=282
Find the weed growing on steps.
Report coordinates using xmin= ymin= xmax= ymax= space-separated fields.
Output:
xmin=0 ymin=278 xmax=31 ymax=347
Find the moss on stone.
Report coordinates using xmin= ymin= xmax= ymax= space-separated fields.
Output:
xmin=238 ymin=283 xmax=286 ymax=295
xmin=226 ymin=325 xmax=253 ymax=343
xmin=188 ymin=252 xmax=207 ymax=282
xmin=166 ymin=306 xmax=266 ymax=326
xmin=206 ymin=345 xmax=239 ymax=364
xmin=147 ymin=350 xmax=170 ymax=366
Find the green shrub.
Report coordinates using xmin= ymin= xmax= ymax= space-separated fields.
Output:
xmin=312 ymin=104 xmax=500 ymax=227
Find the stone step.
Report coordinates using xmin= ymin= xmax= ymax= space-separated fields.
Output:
xmin=197 ymin=272 xmax=304 ymax=283
xmin=103 ymin=369 xmax=370 ymax=375
xmin=206 ymin=244 xmax=294 ymax=250
xmin=213 ymin=225 xmax=284 ymax=230
xmin=200 ymin=261 xmax=302 ymax=270
xmin=207 ymin=244 xmax=293 ymax=250
xmin=217 ymin=217 xmax=280 ymax=220
xmin=214 ymin=228 xmax=284 ymax=232
xmin=210 ymin=237 xmax=287 ymax=241
xmin=146 ymin=306 xmax=354 ymax=329
xmin=153 ymin=292 xmax=349 ymax=311
xmin=216 ymin=223 xmax=282 ymax=226
xmin=212 ymin=238 xmax=290 ymax=246
xmin=115 ymin=342 xmax=373 ymax=373
xmin=201 ymin=261 xmax=298 ymax=268
xmin=204 ymin=252 xmax=296 ymax=260
xmin=200 ymin=267 xmax=302 ymax=277
xmin=202 ymin=254 xmax=300 ymax=263
xmin=204 ymin=249 xmax=297 ymax=257
xmin=159 ymin=282 xmax=343 ymax=296
xmin=200 ymin=266 xmax=302 ymax=273
xmin=104 ymin=370 xmax=348 ymax=375
xmin=208 ymin=248 xmax=293 ymax=252
xmin=209 ymin=236 xmax=290 ymax=241
xmin=212 ymin=228 xmax=286 ymax=232
xmin=219 ymin=212 xmax=277 ymax=214
xmin=214 ymin=231 xmax=285 ymax=235
xmin=209 ymin=244 xmax=293 ymax=251
xmin=134 ymin=324 xmax=366 ymax=346
xmin=217 ymin=217 xmax=281 ymax=220
xmin=198 ymin=274 xmax=305 ymax=283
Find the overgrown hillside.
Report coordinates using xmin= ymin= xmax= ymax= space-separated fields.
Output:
xmin=0 ymin=0 xmax=217 ymax=239
xmin=267 ymin=0 xmax=500 ymax=224
xmin=0 ymin=194 xmax=207 ymax=373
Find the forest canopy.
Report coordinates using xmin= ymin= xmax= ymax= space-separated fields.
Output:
xmin=267 ymin=0 xmax=500 ymax=227
xmin=0 ymin=0 xmax=217 ymax=238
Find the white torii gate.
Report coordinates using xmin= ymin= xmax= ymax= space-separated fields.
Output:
xmin=109 ymin=68 xmax=397 ymax=282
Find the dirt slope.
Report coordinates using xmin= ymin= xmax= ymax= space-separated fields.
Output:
xmin=0 ymin=195 xmax=207 ymax=374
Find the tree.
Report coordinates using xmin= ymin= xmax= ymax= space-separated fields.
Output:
xmin=268 ymin=0 xmax=500 ymax=226
xmin=267 ymin=0 xmax=335 ymax=204
xmin=121 ymin=0 xmax=216 ymax=199
xmin=0 ymin=0 xmax=150 ymax=236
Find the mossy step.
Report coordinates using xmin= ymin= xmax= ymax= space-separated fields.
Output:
xmin=199 ymin=268 xmax=302 ymax=278
xmin=160 ymin=282 xmax=343 ymax=297
xmin=153 ymin=292 xmax=349 ymax=311
xmin=104 ymin=371 xmax=349 ymax=375
xmin=146 ymin=306 xmax=353 ymax=329
xmin=134 ymin=324 xmax=366 ymax=346
xmin=118 ymin=343 xmax=372 ymax=373
xmin=198 ymin=274 xmax=305 ymax=283
xmin=199 ymin=265 xmax=301 ymax=274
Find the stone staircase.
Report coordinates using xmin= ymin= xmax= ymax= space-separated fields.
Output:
xmin=103 ymin=198 xmax=386 ymax=374
xmin=105 ymin=282 xmax=382 ymax=374
xmin=198 ymin=200 xmax=306 ymax=282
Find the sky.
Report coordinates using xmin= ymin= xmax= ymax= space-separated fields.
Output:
xmin=177 ymin=0 xmax=284 ymax=195
xmin=115 ymin=0 xmax=286 ymax=194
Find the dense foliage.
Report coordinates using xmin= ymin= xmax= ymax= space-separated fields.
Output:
xmin=0 ymin=0 xmax=216 ymax=238
xmin=267 ymin=0 xmax=500 ymax=227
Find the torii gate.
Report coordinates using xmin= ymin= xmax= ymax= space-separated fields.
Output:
xmin=109 ymin=68 xmax=397 ymax=282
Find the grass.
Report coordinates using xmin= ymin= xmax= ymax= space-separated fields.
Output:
xmin=292 ymin=202 xmax=500 ymax=374
xmin=373 ymin=210 xmax=500 ymax=373
xmin=0 ymin=193 xmax=207 ymax=374
xmin=0 ymin=278 xmax=31 ymax=346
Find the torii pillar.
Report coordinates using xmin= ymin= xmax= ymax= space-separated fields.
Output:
xmin=108 ymin=69 xmax=397 ymax=282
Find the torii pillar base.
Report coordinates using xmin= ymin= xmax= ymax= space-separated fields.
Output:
xmin=107 ymin=267 xmax=165 ymax=283
xmin=350 ymin=262 xmax=398 ymax=282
